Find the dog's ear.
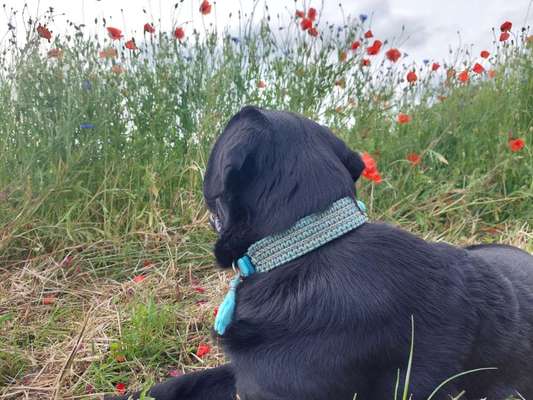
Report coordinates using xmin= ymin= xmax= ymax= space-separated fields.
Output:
xmin=322 ymin=129 xmax=365 ymax=183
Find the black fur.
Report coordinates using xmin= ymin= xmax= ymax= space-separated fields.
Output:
xmin=108 ymin=106 xmax=533 ymax=400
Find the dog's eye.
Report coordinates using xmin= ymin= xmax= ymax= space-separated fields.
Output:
xmin=209 ymin=213 xmax=223 ymax=233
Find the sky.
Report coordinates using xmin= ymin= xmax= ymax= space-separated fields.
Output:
xmin=0 ymin=0 xmax=532 ymax=63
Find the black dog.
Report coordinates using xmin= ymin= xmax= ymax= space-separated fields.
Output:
xmin=109 ymin=106 xmax=533 ymax=400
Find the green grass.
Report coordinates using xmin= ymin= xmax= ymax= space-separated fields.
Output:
xmin=0 ymin=3 xmax=532 ymax=398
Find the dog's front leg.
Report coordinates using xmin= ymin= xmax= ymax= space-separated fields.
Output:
xmin=105 ymin=364 xmax=236 ymax=400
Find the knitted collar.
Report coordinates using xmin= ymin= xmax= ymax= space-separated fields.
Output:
xmin=214 ymin=196 xmax=368 ymax=335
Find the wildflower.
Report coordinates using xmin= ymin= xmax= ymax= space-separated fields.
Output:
xmin=47 ymin=48 xmax=63 ymax=58
xmin=115 ymin=383 xmax=126 ymax=395
xmin=480 ymin=50 xmax=490 ymax=58
xmin=508 ymin=138 xmax=525 ymax=152
xmin=295 ymin=10 xmax=305 ymax=18
xmin=308 ymin=7 xmax=317 ymax=21
xmin=397 ymin=113 xmax=412 ymax=124
xmin=361 ymin=152 xmax=382 ymax=184
xmin=196 ymin=343 xmax=211 ymax=358
xmin=213 ymin=307 xmax=219 ymax=317
xmin=339 ymin=51 xmax=347 ymax=62
xmin=43 ymin=296 xmax=56 ymax=305
xmin=431 ymin=62 xmax=440 ymax=71
xmin=472 ymin=63 xmax=485 ymax=74
xmin=132 ymin=275 xmax=146 ymax=283
xmin=174 ymin=27 xmax=185 ymax=40
xmin=359 ymin=14 xmax=368 ymax=23
xmin=367 ymin=40 xmax=382 ymax=55
xmin=364 ymin=30 xmax=373 ymax=38
xmin=406 ymin=153 xmax=421 ymax=166
xmin=499 ymin=32 xmax=510 ymax=42
xmin=112 ymin=64 xmax=125 ymax=74
xmin=37 ymin=24 xmax=52 ymax=41
xmin=423 ymin=59 xmax=429 ymax=65
xmin=406 ymin=71 xmax=417 ymax=83
xmin=144 ymin=23 xmax=155 ymax=33
xmin=99 ymin=47 xmax=118 ymax=59
xmin=308 ymin=27 xmax=319 ymax=37
xmin=257 ymin=80 xmax=266 ymax=89
xmin=488 ymin=69 xmax=497 ymax=79
xmin=125 ymin=39 xmax=137 ymax=50
xmin=500 ymin=21 xmax=512 ymax=32
xmin=169 ymin=369 xmax=182 ymax=377
xmin=385 ymin=48 xmax=401 ymax=62
xmin=80 ymin=123 xmax=95 ymax=129
xmin=200 ymin=0 xmax=212 ymax=15
xmin=194 ymin=286 xmax=206 ymax=293
xmin=350 ymin=40 xmax=361 ymax=51
xmin=107 ymin=27 xmax=123 ymax=40
xmin=458 ymin=69 xmax=469 ymax=82
xmin=300 ymin=18 xmax=312 ymax=31
xmin=361 ymin=58 xmax=371 ymax=67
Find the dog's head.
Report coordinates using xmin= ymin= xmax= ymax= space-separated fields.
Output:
xmin=203 ymin=106 xmax=365 ymax=267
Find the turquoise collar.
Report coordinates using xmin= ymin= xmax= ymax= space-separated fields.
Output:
xmin=214 ymin=196 xmax=368 ymax=335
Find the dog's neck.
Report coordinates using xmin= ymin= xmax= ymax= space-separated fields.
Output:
xmin=214 ymin=196 xmax=368 ymax=335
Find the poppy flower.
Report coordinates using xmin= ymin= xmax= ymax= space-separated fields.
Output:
xmin=308 ymin=7 xmax=317 ymax=21
xmin=199 ymin=0 xmax=212 ymax=15
xmin=308 ymin=27 xmax=319 ymax=37
xmin=47 ymin=48 xmax=63 ymax=58
xmin=385 ymin=48 xmax=401 ymax=62
xmin=196 ymin=343 xmax=211 ymax=358
xmin=500 ymin=21 xmax=512 ymax=32
xmin=174 ymin=27 xmax=185 ymax=40
xmin=194 ymin=286 xmax=206 ymax=293
xmin=508 ymin=138 xmax=525 ymax=152
xmin=107 ymin=27 xmax=123 ymax=40
xmin=295 ymin=10 xmax=305 ymax=18
xmin=257 ymin=80 xmax=266 ymax=89
xmin=300 ymin=18 xmax=312 ymax=31
xmin=364 ymin=30 xmax=373 ymax=38
xmin=339 ymin=51 xmax=347 ymax=62
xmin=499 ymin=32 xmax=510 ymax=42
xmin=132 ymin=274 xmax=146 ymax=283
xmin=458 ymin=70 xmax=469 ymax=82
xmin=406 ymin=153 xmax=421 ymax=166
xmin=472 ymin=63 xmax=485 ymax=74
xmin=431 ymin=62 xmax=440 ymax=71
xmin=367 ymin=40 xmax=382 ymax=55
xmin=406 ymin=71 xmax=417 ymax=83
xmin=480 ymin=50 xmax=490 ymax=58
xmin=488 ymin=69 xmax=497 ymax=79
xmin=361 ymin=58 xmax=371 ymax=67
xmin=125 ymin=39 xmax=137 ymax=50
xmin=213 ymin=307 xmax=219 ymax=317
xmin=144 ymin=23 xmax=155 ymax=33
xmin=397 ymin=113 xmax=412 ymax=124
xmin=361 ymin=153 xmax=382 ymax=184
xmin=43 ymin=296 xmax=56 ymax=305
xmin=115 ymin=383 xmax=126 ymax=395
xmin=350 ymin=41 xmax=361 ymax=51
xmin=37 ymin=24 xmax=52 ymax=41
xmin=112 ymin=64 xmax=125 ymax=74
xmin=99 ymin=47 xmax=118 ymax=59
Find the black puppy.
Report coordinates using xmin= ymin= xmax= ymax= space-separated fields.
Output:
xmin=110 ymin=106 xmax=533 ymax=400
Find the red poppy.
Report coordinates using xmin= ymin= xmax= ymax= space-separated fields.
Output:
xmin=257 ymin=80 xmax=266 ymax=88
xmin=480 ymin=50 xmax=490 ymax=58
xmin=308 ymin=27 xmax=319 ymax=37
xmin=125 ymin=39 xmax=137 ymax=50
xmin=406 ymin=71 xmax=417 ymax=83
xmin=174 ymin=27 xmax=185 ymax=40
xmin=458 ymin=70 xmax=469 ymax=82
xmin=194 ymin=286 xmax=206 ymax=293
xmin=308 ymin=7 xmax=317 ymax=21
xmin=115 ymin=383 xmax=126 ymax=395
xmin=37 ymin=24 xmax=52 ymax=41
xmin=406 ymin=153 xmax=421 ymax=166
xmin=367 ymin=40 xmax=382 ymax=55
xmin=431 ymin=62 xmax=440 ymax=71
xmin=295 ymin=10 xmax=305 ymax=18
xmin=397 ymin=113 xmax=412 ymax=124
xmin=508 ymin=138 xmax=525 ymax=152
xmin=500 ymin=21 xmax=512 ymax=32
xmin=361 ymin=58 xmax=371 ymax=67
xmin=197 ymin=343 xmax=211 ymax=358
xmin=200 ymin=0 xmax=212 ymax=15
xmin=132 ymin=275 xmax=146 ymax=283
xmin=99 ymin=47 xmax=118 ymax=59
xmin=472 ymin=63 xmax=485 ymax=74
xmin=385 ymin=48 xmax=401 ymax=62
xmin=144 ymin=23 xmax=155 ymax=34
xmin=364 ymin=30 xmax=373 ymax=38
xmin=107 ymin=27 xmax=123 ymax=40
xmin=499 ymin=32 xmax=510 ymax=42
xmin=361 ymin=153 xmax=382 ymax=184
xmin=43 ymin=296 xmax=56 ymax=305
xmin=350 ymin=40 xmax=361 ymax=51
xmin=300 ymin=18 xmax=312 ymax=31
xmin=488 ymin=69 xmax=497 ymax=79
xmin=213 ymin=306 xmax=219 ymax=317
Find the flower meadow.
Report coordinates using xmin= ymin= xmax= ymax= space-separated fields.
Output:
xmin=0 ymin=1 xmax=532 ymax=398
